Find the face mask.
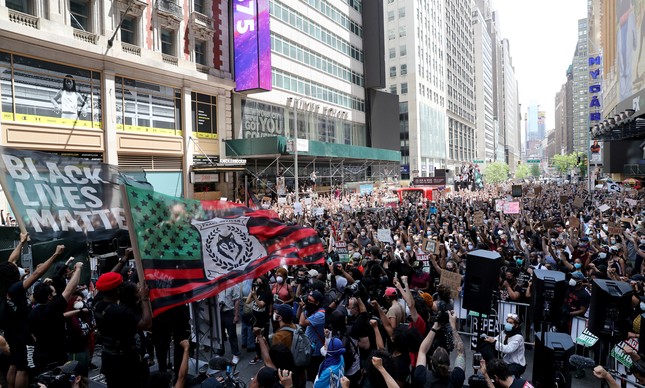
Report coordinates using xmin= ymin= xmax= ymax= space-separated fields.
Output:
xmin=569 ymin=279 xmax=578 ymax=287
xmin=73 ymin=301 xmax=84 ymax=310
xmin=516 ymin=259 xmax=523 ymax=266
xmin=574 ymin=263 xmax=582 ymax=269
xmin=306 ymin=302 xmax=317 ymax=311
xmin=468 ymin=244 xmax=474 ymax=250
xmin=276 ymin=276 xmax=284 ymax=284
xmin=640 ymin=303 xmax=645 ymax=311
xmin=610 ymin=239 xmax=616 ymax=245
xmin=394 ymin=236 xmax=399 ymax=241
xmin=406 ymin=245 xmax=411 ymax=251
xmin=81 ymin=289 xmax=90 ymax=300
xmin=640 ymin=239 xmax=645 ymax=245
xmin=360 ymin=231 xmax=366 ymax=237
xmin=504 ymin=323 xmax=514 ymax=332
xmin=599 ymin=252 xmax=607 ymax=259
xmin=272 ymin=313 xmax=280 ymax=321
xmin=320 ymin=347 xmax=327 ymax=357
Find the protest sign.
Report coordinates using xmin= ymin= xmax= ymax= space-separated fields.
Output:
xmin=568 ymin=217 xmax=580 ymax=229
xmin=573 ymin=197 xmax=585 ymax=209
xmin=314 ymin=207 xmax=325 ymax=216
xmin=495 ymin=200 xmax=505 ymax=212
xmin=335 ymin=242 xmax=349 ymax=262
xmin=377 ymin=228 xmax=393 ymax=243
xmin=474 ymin=211 xmax=485 ymax=227
xmin=440 ymin=269 xmax=462 ymax=300
xmin=575 ymin=328 xmax=599 ymax=347
xmin=560 ymin=196 xmax=568 ymax=204
xmin=625 ymin=198 xmax=638 ymax=207
xmin=304 ymin=197 xmax=312 ymax=205
xmin=294 ymin=203 xmax=303 ymax=215
xmin=534 ymin=186 xmax=542 ymax=196
xmin=277 ymin=197 xmax=287 ymax=204
xmin=423 ymin=239 xmax=438 ymax=254
xmin=608 ymin=222 xmax=622 ymax=235
xmin=598 ymin=204 xmax=611 ymax=213
xmin=503 ymin=201 xmax=520 ymax=214
xmin=611 ymin=341 xmax=634 ymax=368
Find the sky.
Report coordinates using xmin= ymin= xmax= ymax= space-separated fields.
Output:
xmin=492 ymin=0 xmax=588 ymax=137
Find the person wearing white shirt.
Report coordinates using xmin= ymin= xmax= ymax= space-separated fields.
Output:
xmin=483 ymin=313 xmax=526 ymax=378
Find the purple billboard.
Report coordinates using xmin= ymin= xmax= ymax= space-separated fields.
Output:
xmin=233 ymin=0 xmax=271 ymax=92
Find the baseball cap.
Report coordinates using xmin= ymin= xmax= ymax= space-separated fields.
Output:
xmin=352 ymin=252 xmax=361 ymax=259
xmin=632 ymin=274 xmax=645 ymax=282
xmin=309 ymin=290 xmax=324 ymax=303
xmin=419 ymin=291 xmax=434 ymax=307
xmin=256 ymin=367 xmax=280 ymax=386
xmin=571 ymin=272 xmax=585 ymax=280
xmin=274 ymin=304 xmax=293 ymax=320
xmin=206 ymin=356 xmax=230 ymax=376
xmin=59 ymin=360 xmax=83 ymax=376
xmin=308 ymin=269 xmax=319 ymax=278
xmin=384 ymin=287 xmax=397 ymax=297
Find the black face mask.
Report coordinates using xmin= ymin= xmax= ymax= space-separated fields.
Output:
xmin=305 ymin=302 xmax=318 ymax=313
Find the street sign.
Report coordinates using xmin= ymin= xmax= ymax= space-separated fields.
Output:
xmin=473 ymin=160 xmax=484 ymax=164
xmin=526 ymin=159 xmax=540 ymax=164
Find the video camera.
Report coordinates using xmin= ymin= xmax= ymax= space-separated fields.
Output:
xmin=30 ymin=371 xmax=74 ymax=388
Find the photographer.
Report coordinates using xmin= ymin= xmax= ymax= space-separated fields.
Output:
xmin=34 ymin=360 xmax=86 ymax=388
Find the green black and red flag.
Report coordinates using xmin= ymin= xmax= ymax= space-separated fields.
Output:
xmin=123 ymin=185 xmax=324 ymax=316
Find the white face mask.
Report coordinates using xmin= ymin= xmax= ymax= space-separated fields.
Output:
xmin=360 ymin=231 xmax=366 ymax=237
xmin=569 ymin=279 xmax=578 ymax=287
xmin=640 ymin=239 xmax=645 ymax=245
xmin=320 ymin=347 xmax=327 ymax=357
xmin=640 ymin=302 xmax=645 ymax=311
xmin=599 ymin=252 xmax=607 ymax=259
xmin=276 ymin=276 xmax=284 ymax=284
xmin=73 ymin=301 xmax=84 ymax=310
xmin=272 ymin=313 xmax=280 ymax=321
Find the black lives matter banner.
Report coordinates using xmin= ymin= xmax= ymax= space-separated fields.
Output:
xmin=0 ymin=146 xmax=148 ymax=242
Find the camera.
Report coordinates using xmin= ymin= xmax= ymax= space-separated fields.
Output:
xmin=30 ymin=371 xmax=73 ymax=388
xmin=431 ymin=300 xmax=450 ymax=325
xmin=345 ymin=280 xmax=362 ymax=297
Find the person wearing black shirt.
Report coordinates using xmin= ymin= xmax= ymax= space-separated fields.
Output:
xmin=28 ymin=262 xmax=83 ymax=374
xmin=481 ymin=358 xmax=534 ymax=388
xmin=247 ymin=276 xmax=272 ymax=365
xmin=93 ymin=270 xmax=152 ymax=388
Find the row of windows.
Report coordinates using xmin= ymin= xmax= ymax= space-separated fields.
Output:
xmin=271 ymin=1 xmax=363 ymax=62
xmin=301 ymin=0 xmax=362 ymax=37
xmin=389 ymin=83 xmax=408 ymax=94
xmin=388 ymin=45 xmax=407 ymax=58
xmin=271 ymin=34 xmax=363 ymax=87
xmin=272 ymin=68 xmax=365 ymax=112
xmin=389 ymin=64 xmax=408 ymax=77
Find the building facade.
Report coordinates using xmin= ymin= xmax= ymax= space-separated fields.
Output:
xmin=572 ymin=18 xmax=589 ymax=153
xmin=472 ymin=2 xmax=495 ymax=162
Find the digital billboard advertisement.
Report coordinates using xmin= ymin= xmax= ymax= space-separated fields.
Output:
xmin=233 ymin=0 xmax=271 ymax=92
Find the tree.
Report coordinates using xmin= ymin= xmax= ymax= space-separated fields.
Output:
xmin=515 ymin=164 xmax=530 ymax=180
xmin=530 ymin=164 xmax=540 ymax=177
xmin=551 ymin=152 xmax=587 ymax=176
xmin=484 ymin=162 xmax=509 ymax=184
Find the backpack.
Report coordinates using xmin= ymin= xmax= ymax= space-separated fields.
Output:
xmin=279 ymin=326 xmax=312 ymax=367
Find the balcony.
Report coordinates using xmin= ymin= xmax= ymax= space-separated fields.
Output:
xmin=122 ymin=43 xmax=141 ymax=56
xmin=162 ymin=54 xmax=178 ymax=66
xmin=8 ymin=9 xmax=40 ymax=29
xmin=73 ymin=29 xmax=98 ymax=44
xmin=156 ymin=0 xmax=182 ymax=19
xmin=190 ymin=12 xmax=215 ymax=41
xmin=196 ymin=64 xmax=211 ymax=74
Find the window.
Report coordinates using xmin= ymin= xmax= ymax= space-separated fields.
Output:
xmin=6 ymin=0 xmax=33 ymax=14
xmin=161 ymin=29 xmax=174 ymax=55
xmin=195 ymin=39 xmax=207 ymax=65
xmin=191 ymin=92 xmax=218 ymax=139
xmin=70 ymin=0 xmax=90 ymax=31
xmin=388 ymin=29 xmax=395 ymax=40
xmin=399 ymin=26 xmax=406 ymax=37
xmin=399 ymin=7 xmax=405 ymax=17
xmin=390 ymin=66 xmax=396 ymax=77
xmin=389 ymin=48 xmax=396 ymax=59
xmin=121 ymin=14 xmax=137 ymax=44
xmin=400 ymin=64 xmax=407 ymax=75
xmin=390 ymin=85 xmax=397 ymax=94
xmin=400 ymin=45 xmax=407 ymax=56
xmin=401 ymin=83 xmax=408 ymax=94
xmin=194 ymin=0 xmax=205 ymax=14
xmin=388 ymin=11 xmax=394 ymax=22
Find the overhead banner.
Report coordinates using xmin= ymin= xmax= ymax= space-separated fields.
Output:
xmin=0 ymin=146 xmax=149 ymax=242
xmin=233 ymin=0 xmax=271 ymax=92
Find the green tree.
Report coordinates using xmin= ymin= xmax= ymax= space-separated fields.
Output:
xmin=484 ymin=162 xmax=509 ymax=184
xmin=530 ymin=164 xmax=540 ymax=177
xmin=552 ymin=154 xmax=573 ymax=174
xmin=515 ymin=164 xmax=530 ymax=180
xmin=552 ymin=152 xmax=587 ymax=176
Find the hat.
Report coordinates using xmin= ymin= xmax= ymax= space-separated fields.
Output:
xmin=632 ymin=274 xmax=645 ymax=282
xmin=201 ymin=377 xmax=223 ymax=388
xmin=308 ymin=269 xmax=319 ymax=278
xmin=274 ymin=304 xmax=293 ymax=320
xmin=326 ymin=337 xmax=345 ymax=355
xmin=352 ymin=252 xmax=361 ymax=259
xmin=96 ymin=272 xmax=123 ymax=292
xmin=580 ymin=236 xmax=589 ymax=242
xmin=384 ymin=287 xmax=397 ymax=297
xmin=309 ymin=290 xmax=324 ymax=303
xmin=256 ymin=367 xmax=279 ymax=386
xmin=609 ymin=246 xmax=619 ymax=253
xmin=59 ymin=360 xmax=83 ymax=376
xmin=207 ymin=356 xmax=230 ymax=375
xmin=419 ymin=291 xmax=434 ymax=307
xmin=335 ymin=276 xmax=348 ymax=292
xmin=571 ymin=272 xmax=585 ymax=280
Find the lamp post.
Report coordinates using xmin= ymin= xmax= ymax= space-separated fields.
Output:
xmin=290 ymin=97 xmax=302 ymax=203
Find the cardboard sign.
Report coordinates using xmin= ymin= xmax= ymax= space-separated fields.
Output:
xmin=277 ymin=197 xmax=287 ymax=204
xmin=377 ymin=229 xmax=393 ymax=244
xmin=598 ymin=204 xmax=611 ymax=213
xmin=628 ymin=189 xmax=638 ymax=198
xmin=294 ymin=203 xmax=303 ymax=215
xmin=503 ymin=201 xmax=520 ymax=214
xmin=560 ymin=195 xmax=569 ymax=204
xmin=534 ymin=186 xmax=542 ymax=196
xmin=625 ymin=198 xmax=638 ymax=207
xmin=607 ymin=222 xmax=622 ymax=235
xmin=423 ymin=239 xmax=438 ymax=254
xmin=495 ymin=199 xmax=505 ymax=212
xmin=439 ymin=269 xmax=462 ymax=300
xmin=314 ymin=207 xmax=325 ymax=216
xmin=568 ymin=217 xmax=580 ymax=229
xmin=573 ymin=197 xmax=585 ymax=209
xmin=474 ymin=211 xmax=485 ymax=227
xmin=611 ymin=341 xmax=634 ymax=368
xmin=575 ymin=328 xmax=599 ymax=347
xmin=304 ymin=197 xmax=312 ymax=205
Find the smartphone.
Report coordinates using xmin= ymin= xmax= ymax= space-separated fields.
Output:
xmin=473 ymin=353 xmax=482 ymax=370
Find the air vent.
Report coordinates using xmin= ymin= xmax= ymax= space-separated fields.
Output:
xmin=119 ymin=154 xmax=182 ymax=170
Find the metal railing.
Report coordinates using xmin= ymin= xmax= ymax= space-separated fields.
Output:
xmin=624 ymin=164 xmax=645 ymax=176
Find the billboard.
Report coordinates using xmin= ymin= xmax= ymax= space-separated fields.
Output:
xmin=616 ymin=0 xmax=645 ymax=105
xmin=233 ymin=0 xmax=271 ymax=92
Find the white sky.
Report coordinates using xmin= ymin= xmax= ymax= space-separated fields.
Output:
xmin=491 ymin=0 xmax=588 ymax=139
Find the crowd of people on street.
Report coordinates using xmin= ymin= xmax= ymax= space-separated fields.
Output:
xmin=0 ymin=179 xmax=643 ymax=388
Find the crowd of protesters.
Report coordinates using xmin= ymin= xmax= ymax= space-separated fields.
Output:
xmin=0 ymin=179 xmax=643 ymax=388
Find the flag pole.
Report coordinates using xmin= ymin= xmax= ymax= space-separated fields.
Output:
xmin=0 ymin=151 xmax=27 ymax=233
xmin=120 ymin=184 xmax=146 ymax=290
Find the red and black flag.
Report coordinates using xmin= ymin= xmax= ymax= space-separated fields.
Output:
xmin=123 ymin=185 xmax=324 ymax=316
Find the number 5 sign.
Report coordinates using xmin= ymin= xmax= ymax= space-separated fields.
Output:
xmin=233 ymin=0 xmax=272 ymax=92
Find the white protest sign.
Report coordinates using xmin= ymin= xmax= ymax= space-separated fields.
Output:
xmin=277 ymin=197 xmax=287 ymax=204
xmin=377 ymin=229 xmax=393 ymax=243
xmin=315 ymin=207 xmax=325 ymax=216
xmin=598 ymin=204 xmax=611 ymax=213
xmin=304 ymin=197 xmax=312 ymax=205
xmin=294 ymin=203 xmax=303 ymax=215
